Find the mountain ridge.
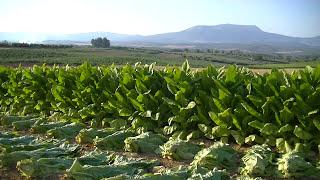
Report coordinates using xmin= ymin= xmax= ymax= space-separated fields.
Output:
xmin=0 ymin=24 xmax=319 ymax=42
xmin=1 ymin=24 xmax=319 ymax=54
xmin=138 ymin=24 xmax=318 ymax=46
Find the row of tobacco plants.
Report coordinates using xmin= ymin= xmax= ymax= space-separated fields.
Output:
xmin=0 ymin=61 xmax=319 ymax=179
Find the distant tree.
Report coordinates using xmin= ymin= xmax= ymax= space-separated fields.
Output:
xmin=91 ymin=39 xmax=95 ymax=47
xmin=214 ymin=49 xmax=220 ymax=54
xmin=254 ymin=55 xmax=264 ymax=61
xmin=183 ymin=54 xmax=187 ymax=58
xmin=285 ymin=56 xmax=292 ymax=62
xmin=91 ymin=37 xmax=110 ymax=48
xmin=1 ymin=40 xmax=9 ymax=44
xmin=96 ymin=37 xmax=103 ymax=47
xmin=0 ymin=41 xmax=72 ymax=48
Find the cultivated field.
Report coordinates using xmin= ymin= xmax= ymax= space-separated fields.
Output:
xmin=0 ymin=61 xmax=319 ymax=179
xmin=0 ymin=46 xmax=319 ymax=68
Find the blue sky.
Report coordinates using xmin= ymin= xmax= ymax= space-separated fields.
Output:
xmin=0 ymin=0 xmax=319 ymax=37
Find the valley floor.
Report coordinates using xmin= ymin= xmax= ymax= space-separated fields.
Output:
xmin=0 ymin=46 xmax=319 ymax=69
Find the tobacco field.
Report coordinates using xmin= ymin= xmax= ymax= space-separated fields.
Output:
xmin=0 ymin=61 xmax=320 ymax=179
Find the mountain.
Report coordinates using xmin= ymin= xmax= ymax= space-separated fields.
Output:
xmin=138 ymin=24 xmax=319 ymax=46
xmin=1 ymin=24 xmax=319 ymax=54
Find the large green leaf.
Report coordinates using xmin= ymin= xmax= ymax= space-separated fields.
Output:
xmin=313 ymin=119 xmax=320 ymax=131
xmin=260 ymin=123 xmax=278 ymax=136
xmin=225 ymin=65 xmax=237 ymax=83
xmin=181 ymin=60 xmax=190 ymax=73
xmin=198 ymin=124 xmax=211 ymax=134
xmin=129 ymin=98 xmax=144 ymax=112
xmin=241 ymin=102 xmax=262 ymax=120
xmin=279 ymin=106 xmax=294 ymax=124
xmin=230 ymin=130 xmax=245 ymax=145
xmin=245 ymin=135 xmax=264 ymax=145
xmin=248 ymin=120 xmax=264 ymax=130
xmin=211 ymin=126 xmax=230 ymax=137
xmin=208 ymin=109 xmax=232 ymax=128
xmin=293 ymin=126 xmax=313 ymax=140
xmin=278 ymin=124 xmax=294 ymax=134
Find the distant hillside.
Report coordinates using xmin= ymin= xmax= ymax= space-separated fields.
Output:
xmin=1 ymin=24 xmax=319 ymax=55
xmin=138 ymin=24 xmax=320 ymax=46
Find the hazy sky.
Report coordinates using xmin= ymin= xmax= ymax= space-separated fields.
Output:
xmin=0 ymin=0 xmax=319 ymax=37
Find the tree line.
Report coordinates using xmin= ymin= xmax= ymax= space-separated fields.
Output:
xmin=0 ymin=41 xmax=73 ymax=48
xmin=91 ymin=37 xmax=110 ymax=48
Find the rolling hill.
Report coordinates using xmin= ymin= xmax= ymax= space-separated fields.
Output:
xmin=1 ymin=24 xmax=319 ymax=54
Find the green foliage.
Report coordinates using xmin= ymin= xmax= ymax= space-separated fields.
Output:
xmin=66 ymin=156 xmax=159 ymax=179
xmin=0 ymin=115 xmax=37 ymax=127
xmin=47 ymin=122 xmax=86 ymax=140
xmin=277 ymin=151 xmax=320 ymax=178
xmin=75 ymin=128 xmax=115 ymax=144
xmin=17 ymin=158 xmax=73 ymax=178
xmin=0 ymin=136 xmax=35 ymax=146
xmin=160 ymin=139 xmax=201 ymax=160
xmin=12 ymin=118 xmax=42 ymax=131
xmin=91 ymin=37 xmax=111 ymax=48
xmin=124 ymin=132 xmax=167 ymax=154
xmin=16 ymin=150 xmax=111 ymax=178
xmin=31 ymin=121 xmax=68 ymax=134
xmin=0 ymin=138 xmax=78 ymax=167
xmin=0 ymin=62 xmax=320 ymax=179
xmin=94 ymin=130 xmax=136 ymax=150
xmin=191 ymin=142 xmax=238 ymax=170
xmin=190 ymin=167 xmax=230 ymax=180
xmin=240 ymin=145 xmax=276 ymax=177
xmin=0 ymin=63 xmax=319 ymax=150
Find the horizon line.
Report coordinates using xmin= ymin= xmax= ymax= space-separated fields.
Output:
xmin=0 ymin=23 xmax=319 ymax=38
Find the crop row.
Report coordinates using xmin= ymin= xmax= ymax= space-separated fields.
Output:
xmin=1 ymin=115 xmax=319 ymax=179
xmin=1 ymin=62 xmax=319 ymax=151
